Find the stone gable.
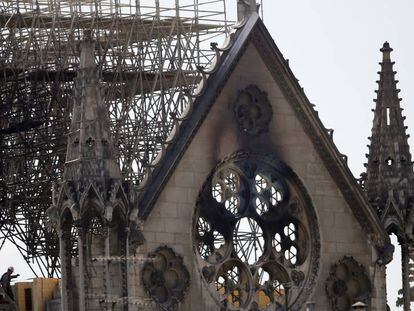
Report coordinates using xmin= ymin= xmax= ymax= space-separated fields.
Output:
xmin=139 ymin=42 xmax=387 ymax=310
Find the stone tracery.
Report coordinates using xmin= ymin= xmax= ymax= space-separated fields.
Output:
xmin=193 ymin=152 xmax=320 ymax=310
xmin=325 ymin=256 xmax=372 ymax=311
xmin=142 ymin=246 xmax=190 ymax=310
xmin=233 ymin=85 xmax=273 ymax=136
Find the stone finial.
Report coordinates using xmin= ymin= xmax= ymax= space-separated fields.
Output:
xmin=237 ymin=0 xmax=259 ymax=22
xmin=380 ymin=41 xmax=393 ymax=62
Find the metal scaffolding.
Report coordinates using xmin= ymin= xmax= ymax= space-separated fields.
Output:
xmin=0 ymin=0 xmax=229 ymax=277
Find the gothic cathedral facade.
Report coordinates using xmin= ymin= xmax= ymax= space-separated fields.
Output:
xmin=48 ymin=2 xmax=414 ymax=310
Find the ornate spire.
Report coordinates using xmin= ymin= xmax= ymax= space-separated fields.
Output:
xmin=64 ymin=38 xmax=121 ymax=183
xmin=364 ymin=42 xmax=414 ymax=221
xmin=364 ymin=42 xmax=414 ymax=311
xmin=47 ymin=38 xmax=143 ymax=311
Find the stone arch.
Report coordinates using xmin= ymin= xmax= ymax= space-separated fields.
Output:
xmin=192 ymin=150 xmax=321 ymax=310
xmin=59 ymin=206 xmax=77 ymax=310
xmin=81 ymin=202 xmax=106 ymax=261
xmin=108 ymin=202 xmax=128 ymax=257
xmin=384 ymin=217 xmax=404 ymax=238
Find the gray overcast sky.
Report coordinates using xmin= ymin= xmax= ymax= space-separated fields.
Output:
xmin=1 ymin=1 xmax=413 ymax=309
xmin=245 ymin=1 xmax=414 ymax=309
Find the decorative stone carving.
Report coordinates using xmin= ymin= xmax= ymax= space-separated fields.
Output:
xmin=326 ymin=256 xmax=372 ymax=311
xmin=142 ymin=246 xmax=190 ymax=310
xmin=193 ymin=151 xmax=320 ymax=310
xmin=46 ymin=39 xmax=136 ymax=311
xmin=376 ymin=242 xmax=394 ymax=265
xmin=233 ymin=85 xmax=272 ymax=136
xmin=291 ymin=270 xmax=305 ymax=286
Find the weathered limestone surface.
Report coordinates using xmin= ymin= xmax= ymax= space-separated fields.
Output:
xmin=139 ymin=43 xmax=387 ymax=310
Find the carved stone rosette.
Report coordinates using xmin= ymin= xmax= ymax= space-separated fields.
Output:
xmin=233 ymin=85 xmax=272 ymax=136
xmin=326 ymin=256 xmax=372 ymax=311
xmin=193 ymin=151 xmax=320 ymax=310
xmin=142 ymin=246 xmax=190 ymax=310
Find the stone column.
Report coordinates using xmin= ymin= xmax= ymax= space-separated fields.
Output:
xmin=121 ymin=232 xmax=128 ymax=311
xmin=125 ymin=229 xmax=130 ymax=311
xmin=105 ymin=226 xmax=111 ymax=302
xmin=401 ymin=242 xmax=411 ymax=311
xmin=77 ymin=227 xmax=86 ymax=311
xmin=59 ymin=228 xmax=70 ymax=311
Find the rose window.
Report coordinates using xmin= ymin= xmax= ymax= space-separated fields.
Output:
xmin=193 ymin=152 xmax=320 ymax=310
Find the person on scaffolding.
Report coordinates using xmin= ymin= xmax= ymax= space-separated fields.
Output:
xmin=0 ymin=267 xmax=19 ymax=301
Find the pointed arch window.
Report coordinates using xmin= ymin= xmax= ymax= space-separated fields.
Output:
xmin=386 ymin=107 xmax=391 ymax=125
